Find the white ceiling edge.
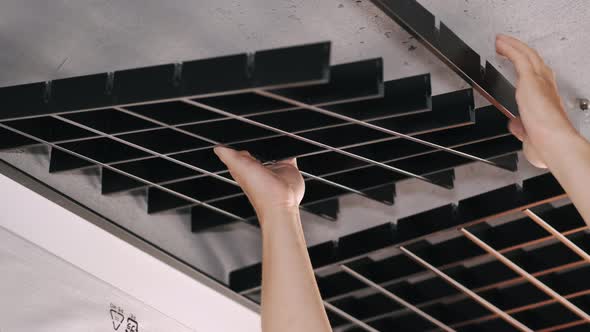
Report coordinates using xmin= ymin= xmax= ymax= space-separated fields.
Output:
xmin=0 ymin=172 xmax=261 ymax=332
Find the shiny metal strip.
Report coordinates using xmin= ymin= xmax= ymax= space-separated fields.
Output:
xmin=323 ymin=301 xmax=380 ymax=332
xmin=400 ymin=246 xmax=533 ymax=332
xmin=462 ymin=228 xmax=590 ymax=323
xmin=524 ymin=209 xmax=590 ymax=263
xmin=341 ymin=265 xmax=455 ymax=332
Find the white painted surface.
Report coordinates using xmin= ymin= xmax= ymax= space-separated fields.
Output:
xmin=0 ymin=172 xmax=260 ymax=332
xmin=0 ymin=227 xmax=194 ymax=332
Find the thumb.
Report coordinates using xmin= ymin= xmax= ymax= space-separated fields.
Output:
xmin=213 ymin=146 xmax=259 ymax=180
xmin=274 ymin=157 xmax=298 ymax=169
xmin=213 ymin=146 xmax=246 ymax=168
xmin=506 ymin=120 xmax=547 ymax=169
xmin=213 ymin=146 xmax=270 ymax=191
xmin=508 ymin=118 xmax=526 ymax=142
xmin=522 ymin=140 xmax=547 ymax=169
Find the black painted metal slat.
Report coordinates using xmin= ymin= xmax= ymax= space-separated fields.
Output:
xmin=0 ymin=42 xmax=331 ymax=121
xmin=370 ymin=0 xmax=519 ymax=117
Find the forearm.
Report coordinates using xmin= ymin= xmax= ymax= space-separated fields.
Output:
xmin=260 ymin=208 xmax=331 ymax=332
xmin=537 ymin=128 xmax=590 ymax=226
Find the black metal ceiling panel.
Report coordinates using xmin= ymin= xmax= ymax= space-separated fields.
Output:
xmin=0 ymin=40 xmax=512 ymax=227
xmin=0 ymin=62 xmax=518 ymax=222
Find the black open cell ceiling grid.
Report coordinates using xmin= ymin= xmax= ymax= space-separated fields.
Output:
xmin=0 ymin=39 xmax=521 ymax=226
xmin=1 ymin=0 xmax=588 ymax=331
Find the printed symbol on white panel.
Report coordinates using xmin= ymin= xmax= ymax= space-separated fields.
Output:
xmin=110 ymin=303 xmax=125 ymax=331
xmin=126 ymin=314 xmax=139 ymax=332
xmin=110 ymin=310 xmax=125 ymax=331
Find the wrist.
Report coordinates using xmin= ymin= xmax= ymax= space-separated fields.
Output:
xmin=257 ymin=205 xmax=301 ymax=230
xmin=535 ymin=126 xmax=585 ymax=162
xmin=527 ymin=107 xmax=577 ymax=145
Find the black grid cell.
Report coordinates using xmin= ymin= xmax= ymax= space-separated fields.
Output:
xmin=57 ymin=137 xmax=151 ymax=163
xmin=61 ymin=108 xmax=159 ymax=134
xmin=117 ymin=128 xmax=211 ymax=154
xmin=192 ymin=92 xmax=298 ymax=116
xmin=180 ymin=119 xmax=278 ymax=143
xmin=4 ymin=116 xmax=97 ymax=142
xmin=123 ymin=101 xmax=225 ymax=125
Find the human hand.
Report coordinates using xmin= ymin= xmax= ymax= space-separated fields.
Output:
xmin=214 ymin=146 xmax=305 ymax=224
xmin=496 ymin=34 xmax=577 ymax=168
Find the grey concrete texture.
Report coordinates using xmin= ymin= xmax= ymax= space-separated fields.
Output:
xmin=0 ymin=0 xmax=586 ymax=282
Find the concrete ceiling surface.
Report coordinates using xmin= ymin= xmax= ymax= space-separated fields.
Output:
xmin=0 ymin=0 xmax=587 ymax=102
